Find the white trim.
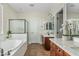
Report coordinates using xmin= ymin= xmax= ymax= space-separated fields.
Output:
xmin=0 ymin=4 xmax=3 ymax=34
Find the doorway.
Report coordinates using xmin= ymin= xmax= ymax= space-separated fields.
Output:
xmin=28 ymin=17 xmax=41 ymax=44
xmin=57 ymin=9 xmax=63 ymax=38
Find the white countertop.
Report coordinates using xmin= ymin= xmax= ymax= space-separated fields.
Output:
xmin=42 ymin=34 xmax=54 ymax=37
xmin=49 ymin=38 xmax=79 ymax=56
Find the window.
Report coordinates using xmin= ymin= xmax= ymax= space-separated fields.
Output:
xmin=9 ymin=19 xmax=26 ymax=34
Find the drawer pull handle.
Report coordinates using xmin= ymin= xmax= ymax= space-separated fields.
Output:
xmin=59 ymin=50 xmax=61 ymax=52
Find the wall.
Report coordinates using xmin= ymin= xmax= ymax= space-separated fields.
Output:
xmin=2 ymin=4 xmax=18 ymax=34
xmin=16 ymin=3 xmax=66 ymax=43
xmin=67 ymin=12 xmax=79 ymax=19
xmin=17 ymin=12 xmax=49 ymax=44
xmin=0 ymin=4 xmax=18 ymax=40
xmin=51 ymin=3 xmax=65 ymax=38
xmin=51 ymin=3 xmax=64 ymax=16
xmin=50 ymin=3 xmax=71 ymax=40
xmin=0 ymin=3 xmax=67 ymax=42
xmin=0 ymin=3 xmax=52 ymax=44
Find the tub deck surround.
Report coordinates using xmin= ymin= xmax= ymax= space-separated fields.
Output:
xmin=50 ymin=38 xmax=79 ymax=56
xmin=0 ymin=40 xmax=22 ymax=56
xmin=0 ymin=39 xmax=27 ymax=56
xmin=0 ymin=34 xmax=27 ymax=56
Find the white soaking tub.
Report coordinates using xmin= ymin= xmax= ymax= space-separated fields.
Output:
xmin=0 ymin=39 xmax=27 ymax=56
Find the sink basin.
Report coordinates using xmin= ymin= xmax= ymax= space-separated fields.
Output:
xmin=73 ymin=37 xmax=79 ymax=43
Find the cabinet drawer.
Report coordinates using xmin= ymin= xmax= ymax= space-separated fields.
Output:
xmin=50 ymin=42 xmax=56 ymax=56
xmin=44 ymin=37 xmax=50 ymax=50
xmin=63 ymin=51 xmax=70 ymax=56
xmin=50 ymin=40 xmax=70 ymax=56
xmin=55 ymin=45 xmax=63 ymax=56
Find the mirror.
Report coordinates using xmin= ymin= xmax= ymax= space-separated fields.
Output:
xmin=45 ymin=22 xmax=54 ymax=30
xmin=56 ymin=9 xmax=63 ymax=38
xmin=45 ymin=13 xmax=54 ymax=30
xmin=65 ymin=19 xmax=79 ymax=35
xmin=65 ymin=3 xmax=79 ymax=35
xmin=9 ymin=19 xmax=26 ymax=34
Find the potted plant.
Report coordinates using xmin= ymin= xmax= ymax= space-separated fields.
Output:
xmin=6 ymin=30 xmax=12 ymax=39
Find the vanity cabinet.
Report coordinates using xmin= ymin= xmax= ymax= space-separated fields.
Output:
xmin=55 ymin=45 xmax=64 ymax=56
xmin=50 ymin=41 xmax=63 ymax=56
xmin=63 ymin=51 xmax=70 ymax=56
xmin=42 ymin=36 xmax=54 ymax=50
xmin=50 ymin=42 xmax=56 ymax=56
xmin=50 ymin=40 xmax=70 ymax=56
xmin=43 ymin=37 xmax=50 ymax=50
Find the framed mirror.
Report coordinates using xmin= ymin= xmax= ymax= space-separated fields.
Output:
xmin=45 ymin=22 xmax=54 ymax=30
xmin=64 ymin=3 xmax=79 ymax=36
xmin=9 ymin=19 xmax=26 ymax=34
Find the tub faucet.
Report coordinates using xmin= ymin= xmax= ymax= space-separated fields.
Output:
xmin=7 ymin=50 xmax=11 ymax=55
xmin=0 ymin=48 xmax=4 ymax=56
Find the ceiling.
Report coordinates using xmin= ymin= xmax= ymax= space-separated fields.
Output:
xmin=67 ymin=3 xmax=79 ymax=13
xmin=8 ymin=3 xmax=55 ymax=13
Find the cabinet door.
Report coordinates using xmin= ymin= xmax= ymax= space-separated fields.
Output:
xmin=45 ymin=37 xmax=50 ymax=50
xmin=55 ymin=45 xmax=63 ymax=56
xmin=50 ymin=42 xmax=56 ymax=56
xmin=63 ymin=51 xmax=70 ymax=56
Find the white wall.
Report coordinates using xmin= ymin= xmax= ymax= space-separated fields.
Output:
xmin=1 ymin=3 xmax=67 ymax=42
xmin=10 ymin=3 xmax=66 ymax=43
xmin=51 ymin=3 xmax=64 ymax=16
xmin=51 ymin=3 xmax=65 ymax=38
xmin=2 ymin=4 xmax=18 ymax=34
xmin=0 ymin=4 xmax=18 ymax=40
xmin=67 ymin=12 xmax=79 ymax=19
xmin=0 ymin=3 xmax=50 ymax=44
xmin=17 ymin=12 xmax=49 ymax=44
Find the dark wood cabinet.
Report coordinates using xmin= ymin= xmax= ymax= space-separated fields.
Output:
xmin=50 ymin=40 xmax=70 ymax=56
xmin=55 ymin=45 xmax=63 ymax=56
xmin=44 ymin=37 xmax=50 ymax=50
xmin=50 ymin=42 xmax=56 ymax=56
xmin=63 ymin=51 xmax=70 ymax=56
xmin=42 ymin=36 xmax=53 ymax=50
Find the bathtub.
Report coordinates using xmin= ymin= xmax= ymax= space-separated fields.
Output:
xmin=0 ymin=39 xmax=27 ymax=56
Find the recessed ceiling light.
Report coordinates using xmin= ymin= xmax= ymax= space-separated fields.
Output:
xmin=29 ymin=4 xmax=35 ymax=7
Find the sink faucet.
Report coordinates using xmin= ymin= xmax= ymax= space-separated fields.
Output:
xmin=7 ymin=50 xmax=11 ymax=55
xmin=0 ymin=48 xmax=4 ymax=56
xmin=47 ymin=32 xmax=50 ymax=35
